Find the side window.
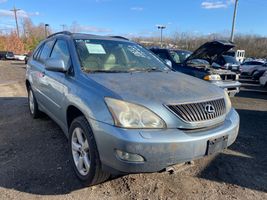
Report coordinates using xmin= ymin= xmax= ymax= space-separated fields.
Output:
xmin=216 ymin=57 xmax=225 ymax=65
xmin=243 ymin=62 xmax=251 ymax=65
xmin=251 ymin=61 xmax=261 ymax=65
xmin=39 ymin=40 xmax=55 ymax=63
xmin=50 ymin=40 xmax=71 ymax=67
xmin=156 ymin=52 xmax=169 ymax=60
xmin=33 ymin=45 xmax=44 ymax=60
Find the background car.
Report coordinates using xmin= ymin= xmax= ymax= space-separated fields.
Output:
xmin=214 ymin=55 xmax=241 ymax=73
xmin=0 ymin=51 xmax=15 ymax=60
xmin=150 ymin=40 xmax=241 ymax=97
xmin=240 ymin=60 xmax=265 ymax=75
xmin=223 ymin=49 xmax=245 ymax=63
xmin=14 ymin=54 xmax=27 ymax=61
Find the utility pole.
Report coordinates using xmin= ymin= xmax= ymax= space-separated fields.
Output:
xmin=156 ymin=25 xmax=166 ymax=47
xmin=60 ymin=24 xmax=66 ymax=31
xmin=10 ymin=6 xmax=21 ymax=38
xmin=44 ymin=24 xmax=49 ymax=37
xmin=230 ymin=0 xmax=238 ymax=42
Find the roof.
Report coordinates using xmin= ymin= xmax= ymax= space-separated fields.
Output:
xmin=150 ymin=47 xmax=192 ymax=53
xmin=47 ymin=31 xmax=131 ymax=42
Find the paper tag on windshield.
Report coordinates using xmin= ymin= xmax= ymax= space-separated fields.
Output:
xmin=85 ymin=43 xmax=106 ymax=54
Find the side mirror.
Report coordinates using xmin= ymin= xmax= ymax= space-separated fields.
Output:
xmin=45 ymin=58 xmax=69 ymax=72
xmin=165 ymin=59 xmax=172 ymax=68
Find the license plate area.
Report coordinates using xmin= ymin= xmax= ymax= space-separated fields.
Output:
xmin=206 ymin=135 xmax=228 ymax=155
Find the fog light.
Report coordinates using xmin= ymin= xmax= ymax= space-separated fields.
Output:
xmin=115 ymin=149 xmax=145 ymax=162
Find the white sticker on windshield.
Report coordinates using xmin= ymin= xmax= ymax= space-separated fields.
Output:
xmin=127 ymin=45 xmax=148 ymax=58
xmin=85 ymin=43 xmax=106 ymax=54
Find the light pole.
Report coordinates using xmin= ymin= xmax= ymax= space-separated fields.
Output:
xmin=44 ymin=24 xmax=49 ymax=37
xmin=230 ymin=0 xmax=239 ymax=42
xmin=10 ymin=6 xmax=21 ymax=37
xmin=156 ymin=25 xmax=166 ymax=47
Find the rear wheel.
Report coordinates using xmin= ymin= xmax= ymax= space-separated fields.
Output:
xmin=28 ymin=87 xmax=40 ymax=118
xmin=69 ymin=116 xmax=110 ymax=186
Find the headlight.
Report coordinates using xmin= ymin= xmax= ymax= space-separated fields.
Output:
xmin=105 ymin=98 xmax=166 ymax=129
xmin=236 ymin=74 xmax=239 ymax=80
xmin=224 ymin=90 xmax=232 ymax=114
xmin=204 ymin=74 xmax=222 ymax=81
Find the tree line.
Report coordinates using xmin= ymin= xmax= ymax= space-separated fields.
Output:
xmin=0 ymin=19 xmax=266 ymax=58
xmin=0 ymin=18 xmax=51 ymax=54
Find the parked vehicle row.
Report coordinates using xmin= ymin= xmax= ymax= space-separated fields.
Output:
xmin=25 ymin=31 xmax=240 ymax=186
xmin=0 ymin=51 xmax=31 ymax=63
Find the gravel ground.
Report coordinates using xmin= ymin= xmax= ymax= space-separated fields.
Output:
xmin=0 ymin=61 xmax=266 ymax=200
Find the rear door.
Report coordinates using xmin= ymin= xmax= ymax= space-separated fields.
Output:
xmin=29 ymin=39 xmax=55 ymax=108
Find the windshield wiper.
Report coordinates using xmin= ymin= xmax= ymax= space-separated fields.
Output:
xmin=83 ymin=67 xmax=166 ymax=73
xmin=83 ymin=69 xmax=128 ymax=73
xmin=128 ymin=67 xmax=165 ymax=72
xmin=145 ymin=67 xmax=164 ymax=72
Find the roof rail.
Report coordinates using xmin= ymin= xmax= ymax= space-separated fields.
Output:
xmin=47 ymin=31 xmax=72 ymax=38
xmin=109 ymin=36 xmax=129 ymax=41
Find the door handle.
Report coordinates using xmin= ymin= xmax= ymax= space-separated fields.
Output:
xmin=37 ymin=71 xmax=45 ymax=78
xmin=41 ymin=71 xmax=45 ymax=77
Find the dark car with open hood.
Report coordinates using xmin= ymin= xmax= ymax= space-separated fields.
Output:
xmin=150 ymin=40 xmax=241 ymax=97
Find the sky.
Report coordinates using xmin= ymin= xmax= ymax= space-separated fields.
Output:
xmin=0 ymin=0 xmax=267 ymax=38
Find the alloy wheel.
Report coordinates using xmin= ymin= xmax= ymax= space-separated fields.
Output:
xmin=29 ymin=90 xmax=35 ymax=114
xmin=71 ymin=127 xmax=91 ymax=176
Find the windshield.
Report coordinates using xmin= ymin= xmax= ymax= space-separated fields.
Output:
xmin=187 ymin=59 xmax=210 ymax=68
xmin=169 ymin=50 xmax=191 ymax=64
xmin=75 ymin=39 xmax=169 ymax=72
xmin=223 ymin=55 xmax=239 ymax=64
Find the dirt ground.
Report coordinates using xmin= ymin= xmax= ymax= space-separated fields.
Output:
xmin=0 ymin=61 xmax=266 ymax=200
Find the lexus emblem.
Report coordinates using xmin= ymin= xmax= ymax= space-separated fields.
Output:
xmin=205 ymin=104 xmax=215 ymax=114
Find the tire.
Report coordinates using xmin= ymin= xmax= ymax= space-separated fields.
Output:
xmin=252 ymin=71 xmax=258 ymax=80
xmin=69 ymin=116 xmax=110 ymax=186
xmin=250 ymin=70 xmax=256 ymax=77
xmin=27 ymin=87 xmax=40 ymax=118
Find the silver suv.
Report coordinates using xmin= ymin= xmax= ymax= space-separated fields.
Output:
xmin=26 ymin=32 xmax=240 ymax=186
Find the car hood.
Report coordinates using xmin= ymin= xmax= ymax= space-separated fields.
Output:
xmin=184 ymin=40 xmax=235 ymax=65
xmin=88 ymin=71 xmax=224 ymax=105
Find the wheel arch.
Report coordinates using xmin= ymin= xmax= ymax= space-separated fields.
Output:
xmin=66 ymin=105 xmax=88 ymax=130
xmin=25 ymin=79 xmax=31 ymax=91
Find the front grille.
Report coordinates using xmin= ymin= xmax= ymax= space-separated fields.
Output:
xmin=167 ymin=98 xmax=226 ymax=122
xmin=220 ymin=74 xmax=236 ymax=81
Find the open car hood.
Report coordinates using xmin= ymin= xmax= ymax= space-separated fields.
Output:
xmin=184 ymin=40 xmax=235 ymax=65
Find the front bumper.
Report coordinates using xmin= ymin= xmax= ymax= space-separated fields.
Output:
xmin=211 ymin=81 xmax=241 ymax=97
xmin=90 ymin=109 xmax=239 ymax=174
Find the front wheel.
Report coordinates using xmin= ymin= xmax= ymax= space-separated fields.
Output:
xmin=69 ymin=116 xmax=110 ymax=186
